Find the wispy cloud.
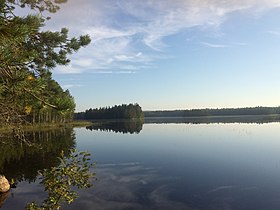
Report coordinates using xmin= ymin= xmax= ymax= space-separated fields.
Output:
xmin=55 ymin=64 xmax=86 ymax=74
xmin=92 ymin=70 xmax=136 ymax=74
xmin=61 ymin=84 xmax=83 ymax=89
xmin=47 ymin=0 xmax=280 ymax=74
xmin=233 ymin=42 xmax=249 ymax=46
xmin=200 ymin=42 xmax=229 ymax=48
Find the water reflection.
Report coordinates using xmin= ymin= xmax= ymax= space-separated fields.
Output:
xmin=2 ymin=120 xmax=280 ymax=210
xmin=73 ymin=122 xmax=280 ymax=210
xmin=0 ymin=192 xmax=9 ymax=208
xmin=0 ymin=128 xmax=76 ymax=183
xmin=67 ymin=162 xmax=171 ymax=210
xmin=86 ymin=120 xmax=143 ymax=134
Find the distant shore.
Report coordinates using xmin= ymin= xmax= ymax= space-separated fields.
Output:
xmin=144 ymin=114 xmax=280 ymax=124
xmin=144 ymin=106 xmax=280 ymax=118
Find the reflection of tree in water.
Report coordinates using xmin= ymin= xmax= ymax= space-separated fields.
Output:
xmin=0 ymin=128 xmax=76 ymax=183
xmin=86 ymin=120 xmax=143 ymax=134
xmin=0 ymin=191 xmax=9 ymax=208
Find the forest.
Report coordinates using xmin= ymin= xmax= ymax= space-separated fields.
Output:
xmin=0 ymin=0 xmax=90 ymax=127
xmin=144 ymin=106 xmax=280 ymax=118
xmin=75 ymin=103 xmax=144 ymax=120
xmin=0 ymin=1 xmax=93 ymax=209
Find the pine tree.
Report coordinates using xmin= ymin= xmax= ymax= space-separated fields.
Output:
xmin=0 ymin=0 xmax=91 ymax=126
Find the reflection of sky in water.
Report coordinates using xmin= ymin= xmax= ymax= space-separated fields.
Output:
xmin=1 ymin=181 xmax=46 ymax=209
xmin=3 ymin=123 xmax=280 ymax=209
xmin=74 ymin=123 xmax=280 ymax=210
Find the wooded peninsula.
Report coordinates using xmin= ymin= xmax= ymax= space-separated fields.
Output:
xmin=75 ymin=103 xmax=144 ymax=120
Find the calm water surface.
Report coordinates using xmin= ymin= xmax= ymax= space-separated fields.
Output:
xmin=2 ymin=121 xmax=280 ymax=210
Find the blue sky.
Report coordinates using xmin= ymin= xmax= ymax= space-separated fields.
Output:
xmin=45 ymin=0 xmax=280 ymax=111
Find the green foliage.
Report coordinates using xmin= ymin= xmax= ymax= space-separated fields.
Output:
xmin=4 ymin=0 xmax=67 ymax=13
xmin=0 ymin=1 xmax=94 ymax=208
xmin=76 ymin=103 xmax=144 ymax=120
xmin=26 ymin=149 xmax=95 ymax=210
xmin=0 ymin=0 xmax=91 ymax=127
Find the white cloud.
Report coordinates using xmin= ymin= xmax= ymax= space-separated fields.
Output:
xmin=84 ymin=26 xmax=136 ymax=42
xmin=73 ymin=58 xmax=93 ymax=68
xmin=114 ymin=52 xmax=143 ymax=62
xmin=55 ymin=64 xmax=85 ymax=74
xmin=44 ymin=0 xmax=280 ymax=74
xmin=233 ymin=42 xmax=249 ymax=46
xmin=116 ymin=71 xmax=136 ymax=74
xmin=61 ymin=84 xmax=83 ymax=89
xmin=91 ymin=70 xmax=136 ymax=74
xmin=200 ymin=42 xmax=228 ymax=48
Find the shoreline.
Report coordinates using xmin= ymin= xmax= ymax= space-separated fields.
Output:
xmin=0 ymin=120 xmax=93 ymax=133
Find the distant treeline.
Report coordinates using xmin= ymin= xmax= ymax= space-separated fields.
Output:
xmin=144 ymin=106 xmax=280 ymax=118
xmin=75 ymin=103 xmax=144 ymax=120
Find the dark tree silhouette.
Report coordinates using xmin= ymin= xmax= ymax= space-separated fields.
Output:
xmin=76 ymin=103 xmax=144 ymax=120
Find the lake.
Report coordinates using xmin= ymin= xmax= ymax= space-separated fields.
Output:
xmin=1 ymin=118 xmax=280 ymax=209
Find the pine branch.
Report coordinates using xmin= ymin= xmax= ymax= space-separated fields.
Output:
xmin=23 ymin=87 xmax=58 ymax=109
